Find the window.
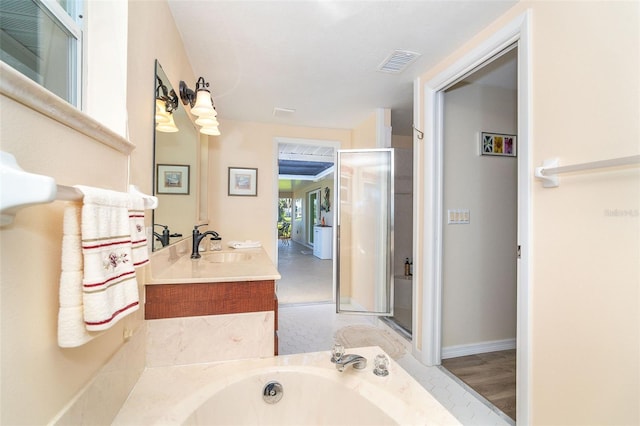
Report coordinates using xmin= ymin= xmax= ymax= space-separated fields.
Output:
xmin=0 ymin=0 xmax=83 ymax=106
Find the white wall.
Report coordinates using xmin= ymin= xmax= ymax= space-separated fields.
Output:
xmin=442 ymin=82 xmax=517 ymax=349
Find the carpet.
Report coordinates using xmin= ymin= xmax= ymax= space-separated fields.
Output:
xmin=335 ymin=325 xmax=406 ymax=359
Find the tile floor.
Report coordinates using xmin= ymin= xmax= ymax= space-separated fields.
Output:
xmin=278 ymin=303 xmax=514 ymax=426
xmin=277 ymin=240 xmax=333 ymax=304
xmin=277 ymin=240 xmax=513 ymax=425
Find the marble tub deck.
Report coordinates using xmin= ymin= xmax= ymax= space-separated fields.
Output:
xmin=113 ymin=346 xmax=461 ymax=425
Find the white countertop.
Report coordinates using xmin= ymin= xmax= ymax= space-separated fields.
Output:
xmin=148 ymin=240 xmax=281 ymax=285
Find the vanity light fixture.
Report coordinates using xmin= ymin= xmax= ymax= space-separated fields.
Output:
xmin=179 ymin=77 xmax=217 ymax=117
xmin=155 ymin=76 xmax=179 ymax=133
xmin=155 ymin=98 xmax=170 ymax=124
xmin=179 ymin=76 xmax=221 ymax=136
xmin=156 ymin=113 xmax=179 ymax=133
xmin=200 ymin=125 xmax=221 ymax=136
xmin=195 ymin=114 xmax=219 ymax=127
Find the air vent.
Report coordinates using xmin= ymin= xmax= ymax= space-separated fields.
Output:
xmin=377 ymin=50 xmax=421 ymax=74
xmin=273 ymin=107 xmax=296 ymax=117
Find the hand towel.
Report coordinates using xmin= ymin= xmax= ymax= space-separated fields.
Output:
xmin=58 ymin=204 xmax=102 ymax=347
xmin=75 ymin=185 xmax=140 ymax=332
xmin=227 ymin=240 xmax=262 ymax=249
xmin=128 ymin=195 xmax=149 ymax=268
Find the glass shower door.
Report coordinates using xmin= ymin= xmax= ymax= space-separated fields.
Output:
xmin=336 ymin=149 xmax=394 ymax=315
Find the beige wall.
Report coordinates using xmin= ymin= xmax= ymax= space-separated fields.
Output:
xmin=352 ymin=111 xmax=377 ymax=149
xmin=0 ymin=1 xmax=196 ymax=424
xmin=0 ymin=95 xmax=136 ymax=425
xmin=442 ymin=83 xmax=517 ymax=349
xmin=207 ymin=119 xmax=351 ymax=262
xmin=417 ymin=1 xmax=639 ymax=423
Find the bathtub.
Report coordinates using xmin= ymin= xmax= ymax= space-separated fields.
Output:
xmin=113 ymin=346 xmax=460 ymax=425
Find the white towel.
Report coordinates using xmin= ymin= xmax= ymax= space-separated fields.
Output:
xmin=128 ymin=195 xmax=149 ymax=267
xmin=227 ymin=240 xmax=262 ymax=249
xmin=58 ymin=204 xmax=103 ymax=347
xmin=75 ymin=185 xmax=140 ymax=332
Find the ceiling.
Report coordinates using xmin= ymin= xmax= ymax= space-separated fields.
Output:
xmin=166 ymin=0 xmax=518 ymax=137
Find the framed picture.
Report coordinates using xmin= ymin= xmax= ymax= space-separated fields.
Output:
xmin=228 ymin=167 xmax=258 ymax=196
xmin=481 ymin=132 xmax=517 ymax=157
xmin=157 ymin=164 xmax=190 ymax=195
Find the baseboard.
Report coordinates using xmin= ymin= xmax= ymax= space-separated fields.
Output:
xmin=442 ymin=338 xmax=516 ymax=359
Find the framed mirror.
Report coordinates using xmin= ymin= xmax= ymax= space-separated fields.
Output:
xmin=152 ymin=61 xmax=200 ymax=251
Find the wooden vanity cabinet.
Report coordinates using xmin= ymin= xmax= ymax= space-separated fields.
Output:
xmin=145 ymin=280 xmax=278 ymax=354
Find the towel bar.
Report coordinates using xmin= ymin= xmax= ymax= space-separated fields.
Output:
xmin=535 ymin=154 xmax=640 ymax=188
xmin=54 ymin=184 xmax=158 ymax=210
xmin=1 ymin=151 xmax=158 ymax=226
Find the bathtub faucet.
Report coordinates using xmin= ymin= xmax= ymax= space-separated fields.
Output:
xmin=191 ymin=224 xmax=221 ymax=259
xmin=333 ymin=353 xmax=367 ymax=372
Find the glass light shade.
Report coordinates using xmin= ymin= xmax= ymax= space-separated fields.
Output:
xmin=195 ymin=115 xmax=219 ymax=127
xmin=200 ymin=125 xmax=220 ymax=136
xmin=155 ymin=99 xmax=170 ymax=124
xmin=191 ymin=89 xmax=215 ymax=116
xmin=156 ymin=113 xmax=179 ymax=133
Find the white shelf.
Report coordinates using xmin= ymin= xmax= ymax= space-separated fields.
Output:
xmin=313 ymin=226 xmax=332 ymax=259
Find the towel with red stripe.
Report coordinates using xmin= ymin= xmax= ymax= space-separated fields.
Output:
xmin=57 ymin=186 xmax=149 ymax=347
xmin=76 ymin=185 xmax=142 ymax=332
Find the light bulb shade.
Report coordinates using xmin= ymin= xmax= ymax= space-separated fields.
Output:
xmin=191 ymin=89 xmax=215 ymax=116
xmin=197 ymin=105 xmax=218 ymax=118
xmin=155 ymin=99 xmax=170 ymax=124
xmin=200 ymin=125 xmax=220 ymax=136
xmin=156 ymin=113 xmax=179 ymax=133
xmin=195 ymin=115 xmax=219 ymax=127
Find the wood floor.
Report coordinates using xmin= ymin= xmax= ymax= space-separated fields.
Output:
xmin=441 ymin=350 xmax=516 ymax=421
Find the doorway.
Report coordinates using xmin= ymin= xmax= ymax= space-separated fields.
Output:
xmin=307 ymin=189 xmax=320 ymax=245
xmin=440 ymin=47 xmax=518 ymax=422
xmin=419 ymin=11 xmax=531 ymax=423
xmin=275 ymin=137 xmax=339 ymax=305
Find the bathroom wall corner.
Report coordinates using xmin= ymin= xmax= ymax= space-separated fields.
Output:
xmin=51 ymin=322 xmax=147 ymax=425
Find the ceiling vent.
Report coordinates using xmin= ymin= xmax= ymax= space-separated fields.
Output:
xmin=377 ymin=50 xmax=421 ymax=74
xmin=273 ymin=107 xmax=296 ymax=117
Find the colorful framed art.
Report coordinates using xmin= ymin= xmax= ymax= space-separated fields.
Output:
xmin=481 ymin=132 xmax=517 ymax=157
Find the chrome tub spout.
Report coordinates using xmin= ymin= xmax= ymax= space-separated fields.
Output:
xmin=334 ymin=354 xmax=367 ymax=372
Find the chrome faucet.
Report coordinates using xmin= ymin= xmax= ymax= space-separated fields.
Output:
xmin=333 ymin=353 xmax=367 ymax=372
xmin=191 ymin=224 xmax=221 ymax=259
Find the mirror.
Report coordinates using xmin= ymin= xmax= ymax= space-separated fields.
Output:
xmin=152 ymin=61 xmax=199 ymax=251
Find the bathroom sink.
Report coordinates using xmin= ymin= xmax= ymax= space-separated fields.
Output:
xmin=204 ymin=252 xmax=253 ymax=263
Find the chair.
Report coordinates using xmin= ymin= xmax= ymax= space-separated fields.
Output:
xmin=279 ymin=222 xmax=291 ymax=246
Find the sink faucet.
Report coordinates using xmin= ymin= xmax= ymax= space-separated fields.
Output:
xmin=333 ymin=353 xmax=367 ymax=372
xmin=153 ymin=224 xmax=182 ymax=248
xmin=153 ymin=224 xmax=171 ymax=247
xmin=191 ymin=224 xmax=221 ymax=259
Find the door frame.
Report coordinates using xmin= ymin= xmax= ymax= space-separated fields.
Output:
xmin=272 ymin=137 xmax=341 ymax=263
xmin=307 ymin=188 xmax=321 ymax=245
xmin=417 ymin=11 xmax=532 ymax=424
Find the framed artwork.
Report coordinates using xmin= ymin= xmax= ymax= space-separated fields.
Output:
xmin=228 ymin=167 xmax=258 ymax=196
xmin=157 ymin=164 xmax=190 ymax=194
xmin=481 ymin=132 xmax=517 ymax=157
